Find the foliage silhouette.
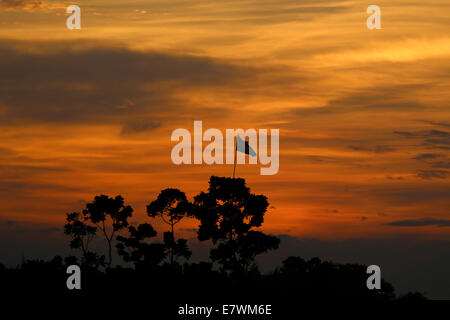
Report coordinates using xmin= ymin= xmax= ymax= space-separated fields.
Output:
xmin=270 ymin=256 xmax=396 ymax=300
xmin=82 ymin=195 xmax=133 ymax=269
xmin=162 ymin=231 xmax=192 ymax=264
xmin=63 ymin=211 xmax=100 ymax=267
xmin=147 ymin=188 xmax=192 ymax=265
xmin=192 ymin=176 xmax=280 ymax=273
xmin=0 ymin=254 xmax=426 ymax=302
xmin=116 ymin=223 xmax=166 ymax=270
xmin=1 ymin=176 xmax=429 ymax=302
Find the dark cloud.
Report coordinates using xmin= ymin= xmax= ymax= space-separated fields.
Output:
xmin=0 ymin=166 xmax=74 ymax=194
xmin=393 ymin=130 xmax=418 ymax=138
xmin=417 ymin=169 xmax=448 ymax=180
xmin=0 ymin=180 xmax=84 ymax=196
xmin=348 ymin=145 xmax=395 ymax=154
xmin=0 ymin=40 xmax=252 ymax=124
xmin=383 ymin=218 xmax=450 ymax=227
xmin=413 ymin=153 xmax=441 ymax=160
xmin=431 ymin=161 xmax=450 ymax=169
xmin=300 ymin=155 xmax=342 ymax=163
xmin=382 ymin=186 xmax=450 ymax=205
xmin=235 ymin=4 xmax=349 ymax=22
xmin=0 ymin=147 xmax=13 ymax=156
xmin=151 ymin=0 xmax=349 ymax=27
xmin=293 ymin=101 xmax=424 ymax=117
xmin=319 ymin=209 xmax=339 ymax=214
xmin=427 ymin=130 xmax=449 ymax=137
xmin=386 ymin=176 xmax=404 ymax=180
xmin=0 ymin=0 xmax=43 ymax=9
xmin=291 ymin=85 xmax=428 ymax=117
xmin=423 ymin=130 xmax=450 ymax=148
xmin=394 ymin=129 xmax=450 ymax=150
xmin=280 ymin=137 xmax=393 ymax=166
xmin=262 ymin=179 xmax=450 ymax=207
xmin=120 ymin=120 xmax=161 ymax=135
xmin=424 ymin=130 xmax=450 ymax=147
xmin=0 ymin=164 xmax=71 ymax=174
xmin=425 ymin=138 xmax=450 ymax=148
xmin=420 ymin=120 xmax=450 ymax=128
xmin=395 ymin=129 xmax=449 ymax=140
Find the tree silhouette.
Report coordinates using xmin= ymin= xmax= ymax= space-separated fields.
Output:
xmin=147 ymin=188 xmax=191 ymax=264
xmin=192 ymin=176 xmax=279 ymax=273
xmin=161 ymin=231 xmax=191 ymax=264
xmin=274 ymin=256 xmax=396 ymax=300
xmin=82 ymin=195 xmax=133 ymax=269
xmin=63 ymin=211 xmax=99 ymax=266
xmin=52 ymin=177 xmax=430 ymax=300
xmin=116 ymin=223 xmax=166 ymax=270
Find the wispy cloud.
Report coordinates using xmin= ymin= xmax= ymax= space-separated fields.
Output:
xmin=417 ymin=169 xmax=449 ymax=180
xmin=384 ymin=218 xmax=450 ymax=227
xmin=0 ymin=40 xmax=254 ymax=124
xmin=413 ymin=153 xmax=441 ymax=160
xmin=0 ymin=0 xmax=45 ymax=10
xmin=120 ymin=120 xmax=161 ymax=135
xmin=349 ymin=145 xmax=395 ymax=154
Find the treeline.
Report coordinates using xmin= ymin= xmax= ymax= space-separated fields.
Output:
xmin=0 ymin=176 xmax=426 ymax=300
xmin=63 ymin=176 xmax=279 ymax=273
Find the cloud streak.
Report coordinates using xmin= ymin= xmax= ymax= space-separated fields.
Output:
xmin=0 ymin=0 xmax=45 ymax=10
xmin=384 ymin=218 xmax=450 ymax=227
xmin=417 ymin=169 xmax=449 ymax=180
xmin=0 ymin=40 xmax=254 ymax=124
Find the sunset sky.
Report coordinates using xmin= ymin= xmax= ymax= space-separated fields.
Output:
xmin=1 ymin=0 xmax=449 ymax=297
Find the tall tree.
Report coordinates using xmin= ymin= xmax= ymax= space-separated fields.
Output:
xmin=116 ymin=223 xmax=166 ymax=270
xmin=147 ymin=188 xmax=191 ymax=264
xmin=64 ymin=211 xmax=97 ymax=265
xmin=192 ymin=176 xmax=279 ymax=273
xmin=83 ymin=195 xmax=133 ymax=269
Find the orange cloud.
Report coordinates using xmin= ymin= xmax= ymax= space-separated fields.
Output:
xmin=0 ymin=0 xmax=46 ymax=10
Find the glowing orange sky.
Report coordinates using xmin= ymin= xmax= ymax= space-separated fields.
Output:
xmin=1 ymin=0 xmax=449 ymax=242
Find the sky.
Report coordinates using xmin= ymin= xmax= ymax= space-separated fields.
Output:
xmin=0 ymin=0 xmax=449 ymax=298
